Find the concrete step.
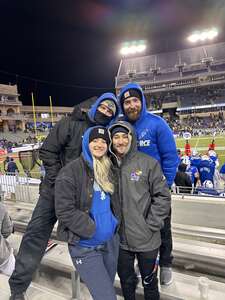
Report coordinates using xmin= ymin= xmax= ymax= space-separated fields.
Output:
xmin=6 ymin=233 xmax=225 ymax=299
xmin=0 ymin=274 xmax=70 ymax=300
xmin=173 ymin=237 xmax=225 ymax=277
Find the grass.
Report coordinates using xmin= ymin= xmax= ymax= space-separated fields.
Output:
xmin=175 ymin=134 xmax=225 ymax=166
xmin=0 ymin=155 xmax=41 ymax=178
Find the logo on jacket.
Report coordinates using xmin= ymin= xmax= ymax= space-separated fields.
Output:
xmin=101 ymin=191 xmax=106 ymax=200
xmin=130 ymin=170 xmax=142 ymax=181
xmin=138 ymin=139 xmax=151 ymax=147
xmin=139 ymin=128 xmax=149 ymax=139
xmin=76 ymin=259 xmax=82 ymax=265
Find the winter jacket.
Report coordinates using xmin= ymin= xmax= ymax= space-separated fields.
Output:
xmin=109 ymin=121 xmax=171 ymax=252
xmin=0 ymin=202 xmax=13 ymax=266
xmin=118 ymin=83 xmax=179 ymax=187
xmin=174 ymin=172 xmax=192 ymax=194
xmin=55 ymin=127 xmax=120 ymax=244
xmin=40 ymin=93 xmax=119 ymax=187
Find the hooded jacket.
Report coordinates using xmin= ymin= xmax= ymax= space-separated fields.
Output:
xmin=39 ymin=93 xmax=119 ymax=187
xmin=118 ymin=83 xmax=178 ymax=187
xmin=55 ymin=126 xmax=120 ymax=244
xmin=109 ymin=121 xmax=171 ymax=252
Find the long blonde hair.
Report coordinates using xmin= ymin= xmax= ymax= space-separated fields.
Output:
xmin=93 ymin=155 xmax=114 ymax=194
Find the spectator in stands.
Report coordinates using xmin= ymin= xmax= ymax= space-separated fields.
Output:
xmin=174 ymin=163 xmax=192 ymax=194
xmin=109 ymin=122 xmax=171 ymax=300
xmin=0 ymin=201 xmax=15 ymax=276
xmin=7 ymin=158 xmax=19 ymax=174
xmin=118 ymin=83 xmax=178 ymax=286
xmin=9 ymin=93 xmax=119 ymax=300
xmin=55 ymin=126 xmax=120 ymax=300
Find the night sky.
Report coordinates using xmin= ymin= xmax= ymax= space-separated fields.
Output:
xmin=0 ymin=0 xmax=225 ymax=107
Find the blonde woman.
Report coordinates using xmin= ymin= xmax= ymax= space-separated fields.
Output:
xmin=55 ymin=126 xmax=120 ymax=300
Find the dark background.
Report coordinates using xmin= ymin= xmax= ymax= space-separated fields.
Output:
xmin=0 ymin=0 xmax=225 ymax=106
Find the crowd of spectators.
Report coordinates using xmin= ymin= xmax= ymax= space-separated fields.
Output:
xmin=166 ymin=113 xmax=225 ymax=136
xmin=148 ymin=85 xmax=225 ymax=111
xmin=0 ymin=136 xmax=37 ymax=152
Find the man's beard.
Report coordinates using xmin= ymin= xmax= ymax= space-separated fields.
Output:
xmin=126 ymin=109 xmax=141 ymax=122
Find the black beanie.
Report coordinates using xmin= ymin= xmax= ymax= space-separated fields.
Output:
xmin=89 ymin=127 xmax=110 ymax=145
xmin=111 ymin=125 xmax=129 ymax=137
xmin=120 ymin=89 xmax=142 ymax=106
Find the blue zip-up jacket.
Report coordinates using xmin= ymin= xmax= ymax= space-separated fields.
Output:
xmin=118 ymin=83 xmax=179 ymax=187
xmin=79 ymin=127 xmax=118 ymax=247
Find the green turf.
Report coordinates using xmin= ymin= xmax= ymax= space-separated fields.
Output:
xmin=175 ymin=135 xmax=225 ymax=166
xmin=1 ymin=135 xmax=224 ymax=175
xmin=0 ymin=159 xmax=41 ymax=178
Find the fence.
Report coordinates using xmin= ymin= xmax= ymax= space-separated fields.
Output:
xmin=0 ymin=172 xmax=40 ymax=203
xmin=172 ymin=185 xmax=225 ymax=197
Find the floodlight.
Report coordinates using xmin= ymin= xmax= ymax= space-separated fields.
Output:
xmin=120 ymin=40 xmax=147 ymax=56
xmin=187 ymin=28 xmax=218 ymax=43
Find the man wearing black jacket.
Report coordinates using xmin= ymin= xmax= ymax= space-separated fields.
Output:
xmin=174 ymin=163 xmax=192 ymax=194
xmin=9 ymin=93 xmax=119 ymax=300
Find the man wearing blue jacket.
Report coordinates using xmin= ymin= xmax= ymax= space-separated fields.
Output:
xmin=9 ymin=93 xmax=119 ymax=300
xmin=118 ymin=83 xmax=178 ymax=285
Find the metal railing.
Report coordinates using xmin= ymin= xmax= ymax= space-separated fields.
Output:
xmin=0 ymin=172 xmax=40 ymax=203
xmin=172 ymin=185 xmax=225 ymax=197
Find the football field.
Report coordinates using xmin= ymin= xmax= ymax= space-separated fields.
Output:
xmin=175 ymin=135 xmax=225 ymax=166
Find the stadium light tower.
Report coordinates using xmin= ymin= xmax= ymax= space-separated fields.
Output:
xmin=187 ymin=28 xmax=218 ymax=43
xmin=120 ymin=40 xmax=147 ymax=56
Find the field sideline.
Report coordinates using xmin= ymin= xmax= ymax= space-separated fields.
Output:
xmin=0 ymin=135 xmax=224 ymax=174
xmin=175 ymin=135 xmax=225 ymax=166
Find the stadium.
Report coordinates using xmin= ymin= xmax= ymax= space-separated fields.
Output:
xmin=1 ymin=2 xmax=225 ymax=299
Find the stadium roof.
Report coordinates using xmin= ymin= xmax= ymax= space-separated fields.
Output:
xmin=117 ymin=42 xmax=225 ymax=76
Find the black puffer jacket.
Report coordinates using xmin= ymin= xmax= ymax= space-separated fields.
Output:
xmin=39 ymin=93 xmax=119 ymax=187
xmin=39 ymin=107 xmax=92 ymax=187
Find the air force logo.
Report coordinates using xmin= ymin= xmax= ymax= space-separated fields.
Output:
xmin=138 ymin=139 xmax=151 ymax=147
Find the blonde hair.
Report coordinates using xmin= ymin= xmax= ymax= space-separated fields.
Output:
xmin=93 ymin=155 xmax=114 ymax=194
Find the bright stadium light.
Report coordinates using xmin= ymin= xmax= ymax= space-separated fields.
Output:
xmin=187 ymin=28 xmax=218 ymax=43
xmin=120 ymin=40 xmax=147 ymax=56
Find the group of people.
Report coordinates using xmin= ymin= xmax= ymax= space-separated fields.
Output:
xmin=7 ymin=83 xmax=179 ymax=300
xmin=175 ymin=148 xmax=225 ymax=196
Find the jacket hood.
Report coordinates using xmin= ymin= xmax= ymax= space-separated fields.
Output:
xmin=108 ymin=121 xmax=137 ymax=160
xmin=82 ymin=126 xmax=108 ymax=169
xmin=118 ymin=83 xmax=147 ymax=122
xmin=87 ymin=92 xmax=119 ymax=125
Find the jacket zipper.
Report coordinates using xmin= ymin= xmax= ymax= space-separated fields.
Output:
xmin=119 ymin=168 xmax=130 ymax=250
